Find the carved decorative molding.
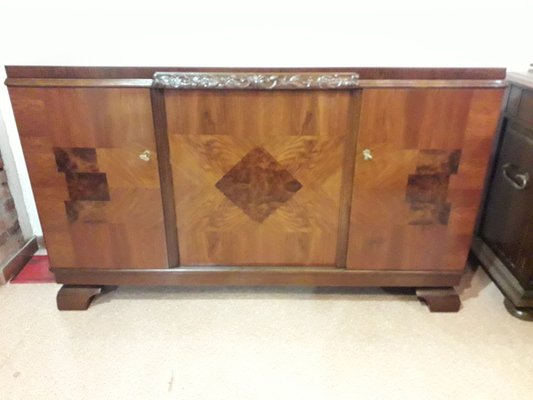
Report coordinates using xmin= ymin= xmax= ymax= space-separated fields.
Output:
xmin=152 ymin=72 xmax=359 ymax=90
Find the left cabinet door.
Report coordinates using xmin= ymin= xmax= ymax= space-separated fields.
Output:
xmin=9 ymin=88 xmax=169 ymax=269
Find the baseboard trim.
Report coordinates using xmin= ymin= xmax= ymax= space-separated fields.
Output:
xmin=0 ymin=237 xmax=39 ymax=284
xmin=36 ymin=235 xmax=45 ymax=249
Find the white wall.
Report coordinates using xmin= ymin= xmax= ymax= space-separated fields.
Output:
xmin=0 ymin=0 xmax=532 ymax=237
xmin=0 ymin=107 xmax=34 ymax=238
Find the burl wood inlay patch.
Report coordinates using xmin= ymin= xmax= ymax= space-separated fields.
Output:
xmin=53 ymin=147 xmax=110 ymax=222
xmin=406 ymin=149 xmax=461 ymax=225
xmin=215 ymin=147 xmax=303 ymax=222
xmin=53 ymin=147 xmax=99 ymax=173
xmin=64 ymin=172 xmax=110 ymax=201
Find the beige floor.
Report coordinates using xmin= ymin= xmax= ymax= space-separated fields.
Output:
xmin=1 ymin=265 xmax=532 ymax=400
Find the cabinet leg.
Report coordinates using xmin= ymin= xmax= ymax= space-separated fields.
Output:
xmin=504 ymin=299 xmax=533 ymax=321
xmin=416 ymin=287 xmax=461 ymax=312
xmin=56 ymin=285 xmax=115 ymax=311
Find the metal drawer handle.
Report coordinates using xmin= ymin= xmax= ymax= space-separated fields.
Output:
xmin=502 ymin=163 xmax=529 ymax=190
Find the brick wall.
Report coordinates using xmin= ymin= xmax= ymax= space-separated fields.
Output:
xmin=0 ymin=151 xmax=25 ymax=264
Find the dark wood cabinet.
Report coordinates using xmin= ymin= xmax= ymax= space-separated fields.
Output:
xmin=473 ymin=73 xmax=533 ymax=319
xmin=482 ymin=123 xmax=533 ymax=286
xmin=5 ymin=66 xmax=505 ymax=311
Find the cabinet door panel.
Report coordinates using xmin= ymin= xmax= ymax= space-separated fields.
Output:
xmin=481 ymin=123 xmax=533 ymax=286
xmin=347 ymin=89 xmax=503 ymax=270
xmin=9 ymin=88 xmax=168 ymax=269
xmin=166 ymin=90 xmax=359 ymax=266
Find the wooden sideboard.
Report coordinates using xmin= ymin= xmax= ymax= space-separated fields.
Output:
xmin=4 ymin=66 xmax=505 ymax=311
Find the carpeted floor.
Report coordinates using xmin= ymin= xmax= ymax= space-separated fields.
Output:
xmin=0 ymin=264 xmax=532 ymax=400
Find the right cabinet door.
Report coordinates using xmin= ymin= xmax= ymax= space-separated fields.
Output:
xmin=347 ymin=88 xmax=503 ymax=271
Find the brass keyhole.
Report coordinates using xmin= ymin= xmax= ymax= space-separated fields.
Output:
xmin=362 ymin=148 xmax=373 ymax=161
xmin=139 ymin=150 xmax=152 ymax=162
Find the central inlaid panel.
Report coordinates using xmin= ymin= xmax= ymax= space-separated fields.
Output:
xmin=215 ymin=147 xmax=303 ymax=223
xmin=165 ymin=90 xmax=358 ymax=266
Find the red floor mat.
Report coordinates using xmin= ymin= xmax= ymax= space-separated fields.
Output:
xmin=11 ymin=255 xmax=55 ymax=283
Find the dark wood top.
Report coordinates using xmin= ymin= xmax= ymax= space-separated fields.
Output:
xmin=5 ymin=66 xmax=506 ymax=80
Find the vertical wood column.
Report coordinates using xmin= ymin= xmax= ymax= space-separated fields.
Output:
xmin=335 ymin=91 xmax=362 ymax=267
xmin=151 ymin=89 xmax=180 ymax=267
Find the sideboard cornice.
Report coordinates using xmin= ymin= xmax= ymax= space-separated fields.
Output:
xmin=5 ymin=65 xmax=506 ymax=80
xmin=5 ymin=66 xmax=507 ymax=89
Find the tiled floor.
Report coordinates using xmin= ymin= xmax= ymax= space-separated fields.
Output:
xmin=1 ymin=264 xmax=532 ymax=400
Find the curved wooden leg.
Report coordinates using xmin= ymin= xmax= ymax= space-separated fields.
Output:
xmin=56 ymin=285 xmax=115 ymax=311
xmin=416 ymin=287 xmax=461 ymax=312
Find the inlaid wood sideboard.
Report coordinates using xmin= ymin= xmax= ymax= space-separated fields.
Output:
xmin=4 ymin=66 xmax=505 ymax=311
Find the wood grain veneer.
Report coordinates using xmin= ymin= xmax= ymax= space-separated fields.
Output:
xmin=4 ymin=66 xmax=506 ymax=311
xmin=9 ymin=87 xmax=168 ymax=268
xmin=165 ymin=90 xmax=360 ymax=266
xmin=347 ymin=88 xmax=504 ymax=270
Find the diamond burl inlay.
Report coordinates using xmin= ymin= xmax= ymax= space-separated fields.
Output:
xmin=215 ymin=147 xmax=302 ymax=222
